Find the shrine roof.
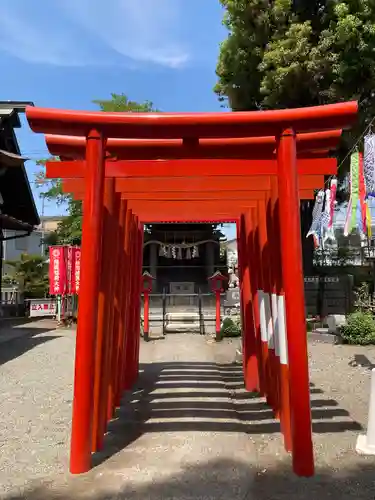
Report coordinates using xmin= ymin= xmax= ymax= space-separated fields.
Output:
xmin=0 ymin=103 xmax=40 ymax=231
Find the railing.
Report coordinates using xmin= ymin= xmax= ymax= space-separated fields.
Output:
xmin=162 ymin=288 xmax=167 ymax=336
xmin=148 ymin=292 xmax=217 ymax=309
xmin=198 ymin=288 xmax=205 ymax=335
xmin=141 ymin=290 xmax=224 ymax=335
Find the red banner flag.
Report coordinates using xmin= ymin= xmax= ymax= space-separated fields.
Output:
xmin=72 ymin=247 xmax=81 ymax=294
xmin=49 ymin=246 xmax=66 ymax=295
xmin=65 ymin=245 xmax=74 ymax=294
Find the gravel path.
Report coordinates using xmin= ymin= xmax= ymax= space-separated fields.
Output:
xmin=1 ymin=324 xmax=375 ymax=499
xmin=0 ymin=321 xmax=75 ymax=497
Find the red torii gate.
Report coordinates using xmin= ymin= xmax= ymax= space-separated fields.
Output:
xmin=61 ymin=178 xmax=322 ymax=460
xmin=45 ymin=130 xmax=342 ymax=160
xmin=53 ymin=153 xmax=334 ymax=463
xmin=50 ymin=152 xmax=335 ymax=458
xmin=26 ymin=102 xmax=358 ymax=478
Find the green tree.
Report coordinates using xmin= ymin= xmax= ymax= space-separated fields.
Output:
xmin=215 ymin=0 xmax=375 ymax=272
xmin=36 ymin=94 xmax=158 ymax=246
xmin=4 ymin=253 xmax=49 ymax=298
xmin=92 ymin=93 xmax=158 ymax=112
xmin=215 ymin=0 xmax=375 ymax=122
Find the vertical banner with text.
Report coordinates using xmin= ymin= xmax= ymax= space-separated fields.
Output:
xmin=49 ymin=246 xmax=67 ymax=295
xmin=65 ymin=245 xmax=74 ymax=295
xmin=71 ymin=247 xmax=81 ymax=294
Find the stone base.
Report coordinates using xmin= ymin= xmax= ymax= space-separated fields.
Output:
xmin=165 ymin=312 xmax=199 ymax=321
xmin=165 ymin=322 xmax=200 ymax=333
xmin=326 ymin=314 xmax=346 ymax=333
xmin=356 ymin=434 xmax=375 ymax=455
xmin=308 ymin=330 xmax=341 ymax=344
xmin=234 ymin=349 xmax=243 ymax=365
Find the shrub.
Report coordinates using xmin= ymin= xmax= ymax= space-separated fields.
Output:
xmin=340 ymin=312 xmax=375 ymax=345
xmin=221 ymin=316 xmax=241 ymax=338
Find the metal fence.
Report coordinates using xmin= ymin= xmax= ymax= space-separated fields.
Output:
xmin=304 ymin=275 xmax=354 ymax=317
xmin=141 ymin=290 xmax=223 ymax=335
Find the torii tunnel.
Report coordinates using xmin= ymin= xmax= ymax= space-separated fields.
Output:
xmin=26 ymin=102 xmax=358 ymax=477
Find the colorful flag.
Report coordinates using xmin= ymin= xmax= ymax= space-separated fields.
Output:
xmin=349 ymin=151 xmax=360 ymax=234
xmin=364 ymin=134 xmax=375 ymax=197
xmin=307 ymin=190 xmax=324 ymax=247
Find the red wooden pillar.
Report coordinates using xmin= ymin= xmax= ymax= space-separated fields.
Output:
xmin=143 ymin=292 xmax=150 ymax=340
xmin=108 ymin=199 xmax=126 ymax=419
xmin=271 ymin=177 xmax=292 ymax=452
xmin=236 ymin=218 xmax=246 ymax=380
xmin=265 ymin=187 xmax=280 ymax=418
xmin=248 ymin=208 xmax=266 ymax=396
xmin=215 ymin=290 xmax=221 ymax=340
xmin=115 ymin=207 xmax=132 ymax=406
xmin=239 ymin=213 xmax=259 ymax=392
xmin=257 ymin=199 xmax=273 ymax=408
xmin=99 ymin=191 xmax=121 ymax=442
xmin=277 ymin=128 xmax=314 ymax=477
xmin=92 ymin=178 xmax=115 ymax=452
xmin=133 ymin=222 xmax=144 ymax=379
xmin=70 ymin=129 xmax=105 ymax=474
xmin=122 ymin=214 xmax=137 ymax=390
xmin=129 ymin=217 xmax=142 ymax=386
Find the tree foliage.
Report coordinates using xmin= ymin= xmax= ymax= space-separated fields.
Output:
xmin=92 ymin=93 xmax=158 ymax=112
xmin=4 ymin=253 xmax=49 ymax=298
xmin=215 ymin=0 xmax=375 ymax=131
xmin=35 ymin=158 xmax=82 ymax=247
xmin=215 ymin=1 xmax=375 ymax=272
xmin=36 ymin=94 xmax=158 ymax=246
xmin=340 ymin=311 xmax=375 ymax=345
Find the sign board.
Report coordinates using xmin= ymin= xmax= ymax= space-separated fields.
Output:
xmin=29 ymin=299 xmax=56 ymax=318
xmin=364 ymin=247 xmax=375 ymax=260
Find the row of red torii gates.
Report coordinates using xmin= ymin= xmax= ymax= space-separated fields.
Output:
xmin=26 ymin=102 xmax=358 ymax=477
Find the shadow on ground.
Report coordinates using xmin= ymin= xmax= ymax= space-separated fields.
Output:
xmin=91 ymin=361 xmax=361 ymax=467
xmin=349 ymin=353 xmax=375 ymax=370
xmin=4 ymin=457 xmax=375 ymax=499
xmin=0 ymin=320 xmax=60 ymax=366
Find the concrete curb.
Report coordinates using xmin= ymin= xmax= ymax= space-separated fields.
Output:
xmin=308 ymin=331 xmax=341 ymax=344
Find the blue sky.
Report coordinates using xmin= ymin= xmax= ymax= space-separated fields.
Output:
xmin=0 ymin=0 xmax=355 ymax=240
xmin=0 ymin=0 xmax=237 ymax=238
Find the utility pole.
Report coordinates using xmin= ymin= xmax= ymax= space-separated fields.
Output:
xmin=40 ymin=195 xmax=45 ymax=257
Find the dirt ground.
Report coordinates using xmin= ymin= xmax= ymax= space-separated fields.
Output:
xmin=1 ymin=322 xmax=375 ymax=499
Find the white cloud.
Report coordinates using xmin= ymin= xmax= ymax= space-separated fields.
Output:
xmin=0 ymin=0 xmax=190 ymax=68
xmin=0 ymin=2 xmax=100 ymax=66
xmin=62 ymin=0 xmax=190 ymax=68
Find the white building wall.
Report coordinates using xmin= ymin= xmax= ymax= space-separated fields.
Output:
xmin=2 ymin=230 xmax=43 ymax=272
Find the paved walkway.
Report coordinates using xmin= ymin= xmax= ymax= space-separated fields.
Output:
xmin=0 ymin=322 xmax=375 ymax=499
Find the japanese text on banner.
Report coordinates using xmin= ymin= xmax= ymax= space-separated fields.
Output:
xmin=49 ymin=246 xmax=66 ymax=295
xmin=72 ymin=247 xmax=81 ymax=294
